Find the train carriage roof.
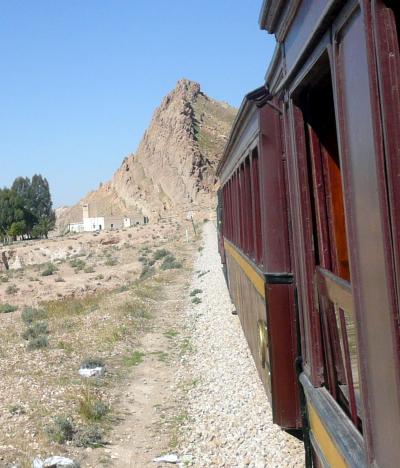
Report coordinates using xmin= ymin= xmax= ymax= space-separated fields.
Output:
xmin=259 ymin=0 xmax=300 ymax=39
xmin=216 ymin=86 xmax=270 ymax=178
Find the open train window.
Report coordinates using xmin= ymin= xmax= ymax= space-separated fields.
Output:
xmin=244 ymin=156 xmax=254 ymax=257
xmin=296 ymin=55 xmax=349 ymax=281
xmin=294 ymin=53 xmax=362 ymax=427
xmin=251 ymin=147 xmax=263 ymax=266
xmin=239 ymin=165 xmax=245 ymax=250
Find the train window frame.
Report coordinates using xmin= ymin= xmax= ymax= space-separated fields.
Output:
xmin=250 ymin=146 xmax=263 ymax=267
xmin=289 ymin=49 xmax=363 ymax=428
xmin=372 ymin=0 xmax=400 ymax=353
xmin=243 ymin=155 xmax=254 ymax=257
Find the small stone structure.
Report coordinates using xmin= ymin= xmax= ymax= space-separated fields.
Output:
xmin=68 ymin=205 xmax=148 ymax=233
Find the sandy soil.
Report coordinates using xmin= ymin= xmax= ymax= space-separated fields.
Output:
xmin=0 ymin=219 xmax=183 ymax=308
xmin=0 ymin=218 xmax=200 ymax=467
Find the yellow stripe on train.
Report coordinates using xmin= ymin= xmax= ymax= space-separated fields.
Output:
xmin=224 ymin=239 xmax=265 ymax=299
xmin=308 ymin=403 xmax=347 ymax=468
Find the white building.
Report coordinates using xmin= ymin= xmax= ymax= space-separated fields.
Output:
xmin=68 ymin=222 xmax=84 ymax=233
xmin=83 ymin=216 xmax=104 ymax=232
xmin=67 ymin=204 xmax=148 ymax=233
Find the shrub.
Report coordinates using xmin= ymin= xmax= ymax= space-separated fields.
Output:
xmin=192 ymin=297 xmax=202 ymax=305
xmin=70 ymin=258 xmax=86 ymax=270
xmin=95 ymin=274 xmax=104 ymax=280
xmin=122 ymin=301 xmax=151 ymax=319
xmin=80 ymin=357 xmax=105 ymax=369
xmin=21 ymin=307 xmax=48 ymax=324
xmin=22 ymin=321 xmax=49 ymax=340
xmin=161 ymin=255 xmax=183 ymax=271
xmin=55 ymin=276 xmax=65 ymax=282
xmin=190 ymin=289 xmax=203 ymax=297
xmin=0 ymin=303 xmax=18 ymax=313
xmin=27 ymin=335 xmax=49 ymax=350
xmin=0 ymin=276 xmax=9 ymax=283
xmin=79 ymin=391 xmax=109 ymax=421
xmin=44 ymin=295 xmax=101 ymax=319
xmin=84 ymin=266 xmax=95 ymax=274
xmin=41 ymin=263 xmax=58 ymax=276
xmin=105 ymin=257 xmax=117 ymax=266
xmin=153 ymin=248 xmax=170 ymax=260
xmin=140 ymin=265 xmax=155 ymax=280
xmin=6 ymin=284 xmax=18 ymax=295
xmin=9 ymin=404 xmax=26 ymax=415
xmin=45 ymin=416 xmax=75 ymax=443
xmin=73 ymin=425 xmax=104 ymax=448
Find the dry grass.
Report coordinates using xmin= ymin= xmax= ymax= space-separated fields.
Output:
xmin=0 ymin=225 xmax=197 ymax=466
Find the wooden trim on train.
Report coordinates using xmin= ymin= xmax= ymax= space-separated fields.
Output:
xmin=224 ymin=239 xmax=266 ymax=299
xmin=300 ymin=374 xmax=366 ymax=468
xmin=224 ymin=238 xmax=294 ymax=297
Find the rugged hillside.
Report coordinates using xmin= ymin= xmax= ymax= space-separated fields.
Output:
xmin=58 ymin=79 xmax=236 ymax=227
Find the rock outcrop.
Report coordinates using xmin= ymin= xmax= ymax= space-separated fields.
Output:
xmin=58 ymin=79 xmax=236 ymax=227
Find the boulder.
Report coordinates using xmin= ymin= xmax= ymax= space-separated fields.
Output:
xmin=32 ymin=456 xmax=80 ymax=468
xmin=78 ymin=366 xmax=105 ymax=378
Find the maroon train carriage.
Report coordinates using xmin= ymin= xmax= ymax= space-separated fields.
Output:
xmin=217 ymin=88 xmax=301 ymax=431
xmin=217 ymin=1 xmax=400 ymax=467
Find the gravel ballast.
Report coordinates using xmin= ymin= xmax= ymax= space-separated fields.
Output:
xmin=178 ymin=222 xmax=305 ymax=467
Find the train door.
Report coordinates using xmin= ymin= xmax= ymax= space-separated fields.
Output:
xmin=287 ymin=4 xmax=400 ymax=466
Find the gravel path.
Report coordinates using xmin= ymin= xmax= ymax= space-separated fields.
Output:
xmin=178 ymin=222 xmax=305 ymax=467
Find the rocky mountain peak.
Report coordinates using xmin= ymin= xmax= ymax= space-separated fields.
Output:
xmin=172 ymin=78 xmax=201 ymax=99
xmin=57 ymin=80 xmax=236 ymax=227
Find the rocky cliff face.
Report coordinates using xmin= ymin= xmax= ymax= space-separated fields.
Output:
xmin=58 ymin=79 xmax=236 ymax=226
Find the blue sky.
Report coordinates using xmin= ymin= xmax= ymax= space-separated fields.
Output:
xmin=0 ymin=1 xmax=276 ymax=207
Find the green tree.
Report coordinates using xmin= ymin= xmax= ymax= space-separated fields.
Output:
xmin=0 ymin=189 xmax=30 ymax=241
xmin=10 ymin=174 xmax=56 ymax=239
xmin=7 ymin=220 xmax=27 ymax=240
xmin=29 ymin=175 xmax=55 ymax=223
xmin=11 ymin=177 xmax=31 ymax=208
xmin=1 ymin=174 xmax=55 ymax=242
xmin=31 ymin=218 xmax=54 ymax=239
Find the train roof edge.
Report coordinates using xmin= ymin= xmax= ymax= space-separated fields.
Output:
xmin=216 ymin=86 xmax=270 ymax=178
xmin=259 ymin=0 xmax=301 ymax=41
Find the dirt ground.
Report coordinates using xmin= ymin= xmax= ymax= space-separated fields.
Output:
xmin=0 ymin=219 xmax=183 ymax=308
xmin=0 ymin=218 xmax=201 ymax=467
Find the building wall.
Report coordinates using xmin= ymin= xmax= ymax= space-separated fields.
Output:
xmin=82 ymin=204 xmax=90 ymax=219
xmin=69 ymin=223 xmax=84 ymax=233
xmin=104 ymin=217 xmax=124 ymax=230
xmin=83 ymin=217 xmax=105 ymax=231
xmin=68 ymin=211 xmax=148 ymax=233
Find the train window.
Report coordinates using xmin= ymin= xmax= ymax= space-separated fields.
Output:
xmin=244 ymin=156 xmax=254 ymax=257
xmin=239 ymin=164 xmax=246 ymax=251
xmin=234 ymin=175 xmax=238 ymax=243
xmin=295 ymin=54 xmax=362 ymax=427
xmin=251 ymin=148 xmax=263 ymax=266
xmin=235 ymin=170 xmax=241 ymax=246
xmin=297 ymin=58 xmax=350 ymax=281
xmin=227 ymin=180 xmax=233 ymax=240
